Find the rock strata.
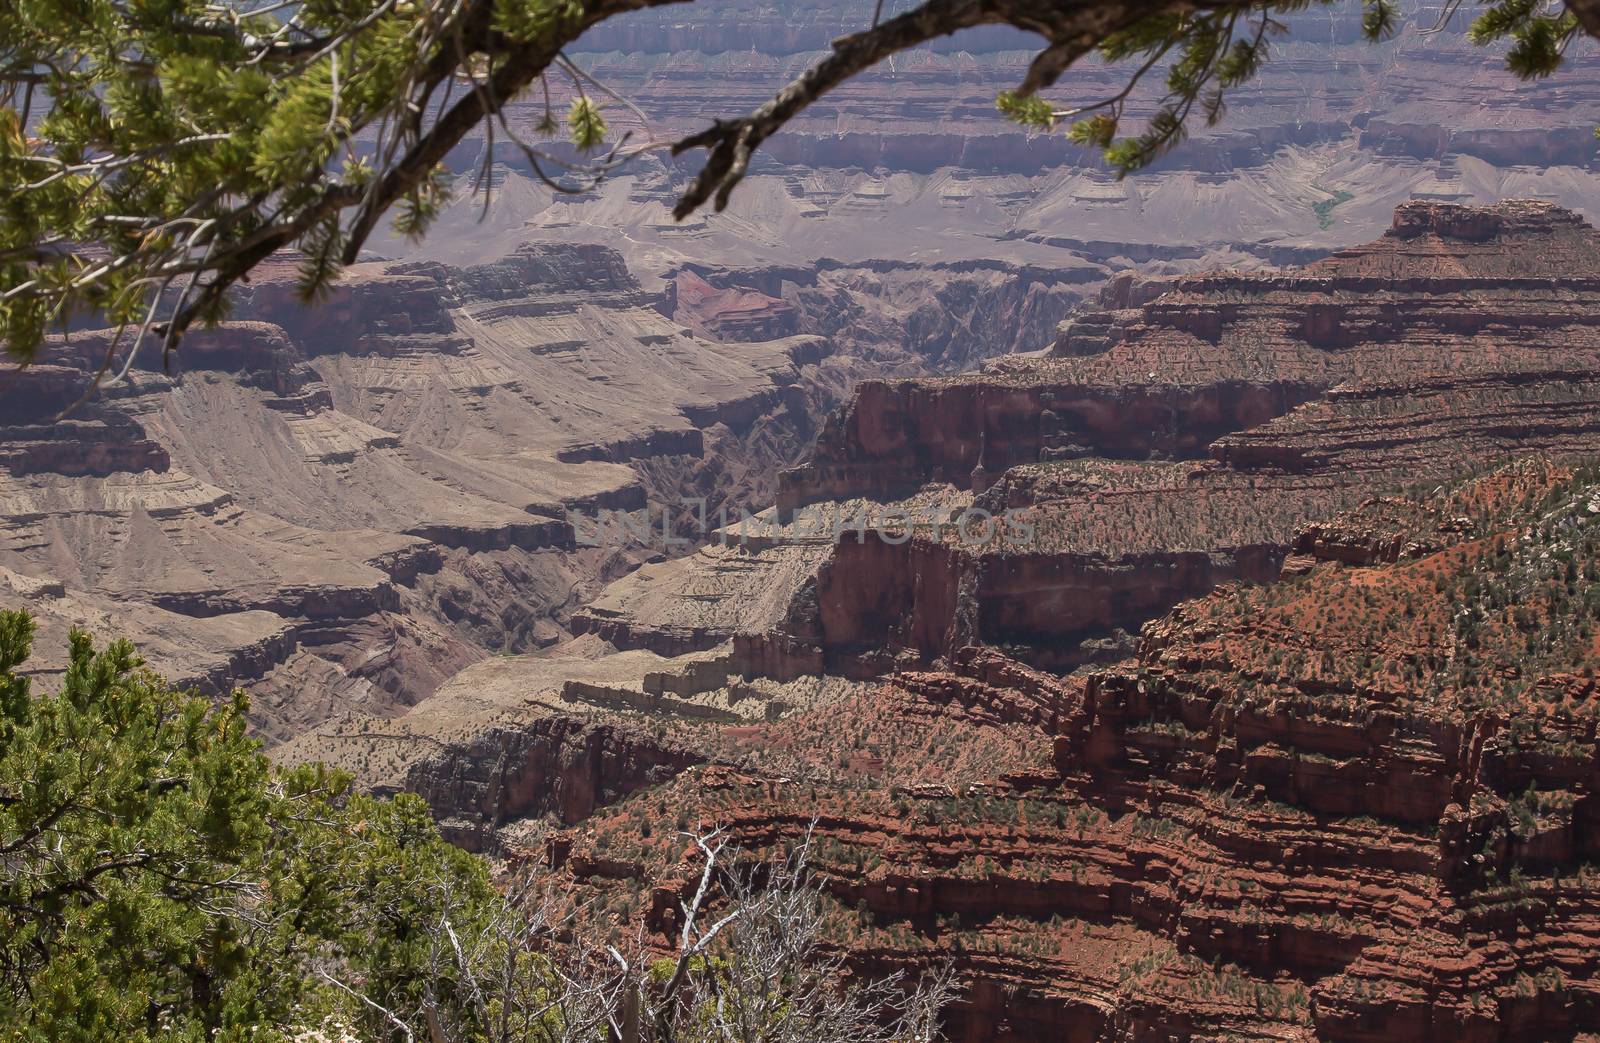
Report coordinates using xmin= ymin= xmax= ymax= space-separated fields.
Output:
xmin=364 ymin=204 xmax=1600 ymax=1042
xmin=534 ymin=459 xmax=1600 ymax=1042
xmin=0 ymin=242 xmax=831 ymax=739
xmin=750 ymin=201 xmax=1600 ymax=669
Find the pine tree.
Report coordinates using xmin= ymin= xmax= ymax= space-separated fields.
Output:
xmin=0 ymin=609 xmax=499 ymax=1040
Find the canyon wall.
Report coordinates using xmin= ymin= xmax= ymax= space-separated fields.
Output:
xmin=517 ymin=414 xmax=1600 ymax=1043
xmin=578 ymin=201 xmax=1600 ymax=681
xmin=0 ymin=222 xmax=1088 ymax=741
xmin=0 ymin=243 xmax=831 ymax=739
xmin=330 ymin=202 xmax=1600 ymax=1042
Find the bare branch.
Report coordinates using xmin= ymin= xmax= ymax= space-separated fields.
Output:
xmin=317 ymin=970 xmax=417 ymax=1043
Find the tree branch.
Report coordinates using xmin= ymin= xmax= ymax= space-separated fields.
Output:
xmin=1564 ymin=0 xmax=1600 ymax=36
xmin=669 ymin=0 xmax=1191 ymax=219
xmin=670 ymin=0 xmax=1007 ymax=218
xmin=154 ymin=0 xmax=696 ymax=347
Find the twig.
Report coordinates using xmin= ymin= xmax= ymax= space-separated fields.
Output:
xmin=316 ymin=970 xmax=417 ymax=1042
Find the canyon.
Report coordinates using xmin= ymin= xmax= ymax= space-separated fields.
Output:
xmin=6 ymin=10 xmax=1600 ymax=729
xmin=268 ymin=200 xmax=1600 ymax=1042
xmin=0 ymin=242 xmax=1086 ymax=742
xmin=7 ymin=0 xmax=1600 ymax=1036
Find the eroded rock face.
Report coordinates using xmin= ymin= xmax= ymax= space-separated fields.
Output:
xmin=0 ymin=243 xmax=834 ymax=740
xmin=350 ymin=205 xmax=1600 ymax=1042
xmin=514 ymin=202 xmax=1600 ymax=691
xmin=403 ymin=717 xmax=704 ymax=852
xmin=788 ymin=200 xmax=1600 ymax=499
xmin=533 ymin=461 xmax=1600 ymax=1042
xmin=0 ymin=416 xmax=171 ymax=478
xmin=722 ymin=201 xmax=1600 ymax=672
xmin=4 ymin=201 xmax=1099 ymax=743
xmin=504 ymin=203 xmax=1600 ymax=691
xmin=778 ymin=378 xmax=1316 ymax=506
xmin=669 ymin=271 xmax=799 ymax=342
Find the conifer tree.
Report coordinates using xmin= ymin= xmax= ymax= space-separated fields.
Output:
xmin=2 ymin=0 xmax=1594 ymax=369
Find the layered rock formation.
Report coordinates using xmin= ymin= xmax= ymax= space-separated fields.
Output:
xmin=0 ymin=243 xmax=832 ymax=740
xmin=176 ymin=0 xmax=1600 ymax=750
xmin=668 ymin=271 xmax=799 ymax=342
xmin=578 ymin=202 xmax=1600 ymax=676
xmin=375 ymin=200 xmax=1600 ymax=755
xmin=538 ymin=458 xmax=1600 ymax=1041
xmin=2 ymin=183 xmax=1106 ymax=745
xmin=383 ymin=1 xmax=1600 ymax=287
xmin=326 ymin=201 xmax=1600 ymax=1041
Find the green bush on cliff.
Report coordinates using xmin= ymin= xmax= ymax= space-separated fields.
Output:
xmin=0 ymin=609 xmax=954 ymax=1043
xmin=0 ymin=608 xmax=501 ymax=1042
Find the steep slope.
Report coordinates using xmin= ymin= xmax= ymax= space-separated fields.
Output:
xmin=325 ymin=201 xmax=1600 ymax=1040
xmin=531 ymin=459 xmax=1600 ymax=1043
xmin=0 ymin=245 xmax=830 ymax=740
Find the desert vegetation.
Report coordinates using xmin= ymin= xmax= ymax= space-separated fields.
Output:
xmin=0 ymin=610 xmax=952 ymax=1041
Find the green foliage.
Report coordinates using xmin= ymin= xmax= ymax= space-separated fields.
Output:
xmin=1470 ymin=0 xmax=1581 ymax=79
xmin=996 ymin=0 xmax=1571 ymax=174
xmin=0 ymin=0 xmax=617 ymax=363
xmin=567 ymin=97 xmax=608 ymax=151
xmin=995 ymin=90 xmax=1054 ymax=129
xmin=1314 ymin=188 xmax=1354 ymax=229
xmin=491 ymin=0 xmax=585 ymax=46
xmin=1361 ymin=0 xmax=1400 ymax=43
xmin=0 ymin=610 xmax=502 ymax=1042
